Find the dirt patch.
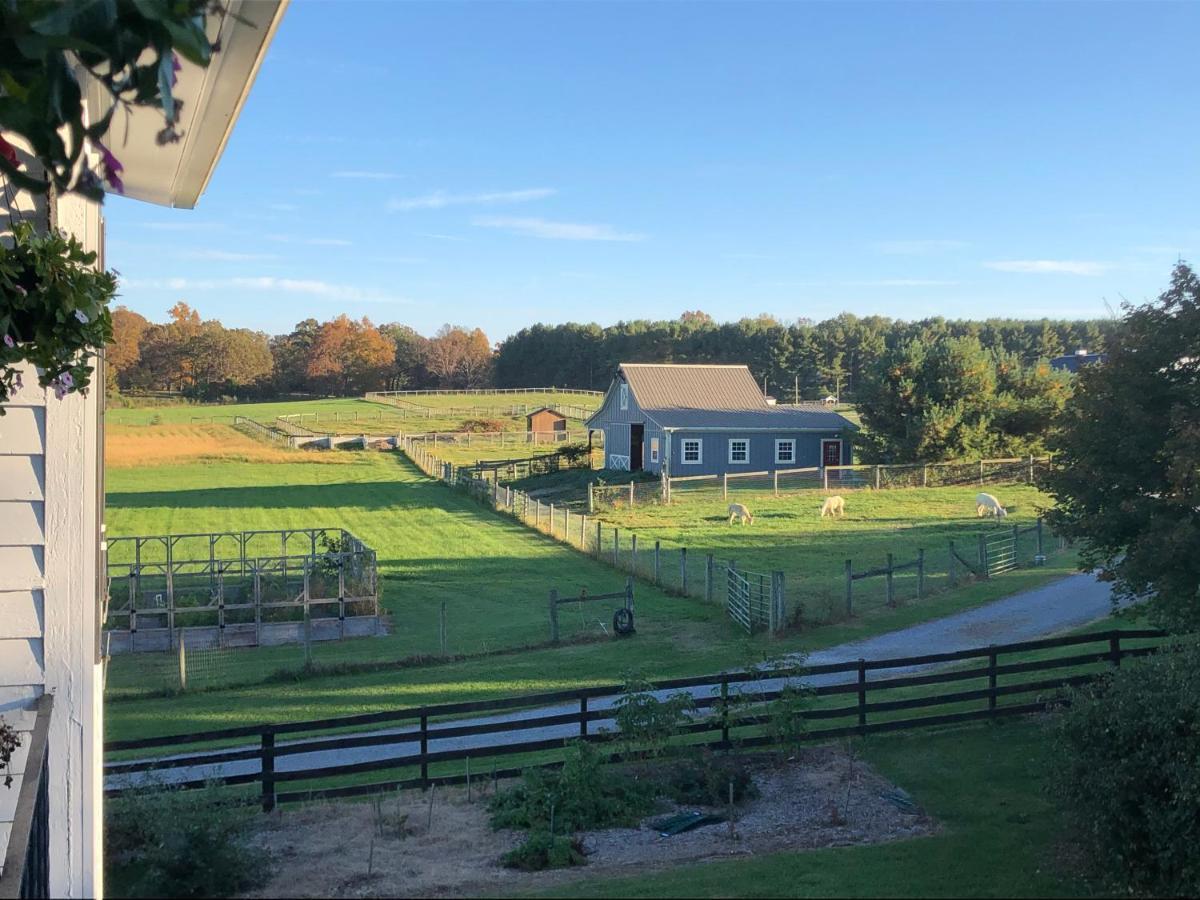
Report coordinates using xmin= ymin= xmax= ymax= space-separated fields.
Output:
xmin=244 ymin=745 xmax=935 ymax=898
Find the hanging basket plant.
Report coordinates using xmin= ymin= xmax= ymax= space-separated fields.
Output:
xmin=0 ymin=220 xmax=116 ymax=412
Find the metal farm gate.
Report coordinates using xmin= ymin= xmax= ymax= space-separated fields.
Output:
xmin=983 ymin=528 xmax=1019 ymax=577
xmin=726 ymin=566 xmax=774 ymax=635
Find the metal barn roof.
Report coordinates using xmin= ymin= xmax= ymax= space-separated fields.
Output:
xmin=612 ymin=363 xmax=856 ymax=431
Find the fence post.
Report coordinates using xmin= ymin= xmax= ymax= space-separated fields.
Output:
xmin=680 ymin=547 xmax=688 ymax=594
xmin=874 ymin=466 xmax=880 ymax=490
xmin=978 ymin=532 xmax=988 ymax=578
xmin=261 ymin=730 xmax=276 ymax=812
xmin=1012 ymin=522 xmax=1020 ymax=564
xmin=580 ymin=695 xmax=589 ymax=738
xmin=885 ymin=552 xmax=895 ymax=607
xmin=630 ymin=534 xmax=638 ymax=575
xmin=979 ymin=459 xmax=984 ymax=485
xmin=549 ymin=503 xmax=556 ymax=538
xmin=177 ymin=632 xmax=187 ymax=691
xmin=629 ymin=481 xmax=635 ymax=508
xmin=773 ymin=470 xmax=779 ymax=497
xmin=613 ymin=528 xmax=619 ymax=567
xmin=988 ymin=646 xmax=998 ymax=713
xmin=588 ymin=481 xmax=595 ymax=514
xmin=1109 ymin=633 xmax=1122 ymax=668
xmin=420 ymin=714 xmax=429 ymax=787
xmin=549 ymin=589 xmax=560 ymax=643
xmin=856 ymin=659 xmax=868 ymax=732
xmin=948 ymin=540 xmax=958 ymax=587
xmin=705 ymin=554 xmax=715 ymax=602
xmin=845 ymin=559 xmax=853 ymax=617
xmin=580 ymin=513 xmax=587 ymax=549
xmin=654 ymin=541 xmax=661 ymax=585
xmin=595 ymin=521 xmax=602 ymax=557
xmin=823 ymin=467 xmax=829 ymax=491
xmin=1028 ymin=454 xmax=1035 ymax=484
xmin=1036 ymin=517 xmax=1044 ymax=559
xmin=720 ymin=675 xmax=730 ymax=746
xmin=922 ymin=464 xmax=928 ymax=488
xmin=917 ymin=549 xmax=925 ymax=599
xmin=722 ymin=473 xmax=728 ymax=500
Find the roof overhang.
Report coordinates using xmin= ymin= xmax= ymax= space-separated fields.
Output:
xmin=84 ymin=0 xmax=288 ymax=208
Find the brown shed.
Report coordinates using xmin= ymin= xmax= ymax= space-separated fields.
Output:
xmin=527 ymin=407 xmax=568 ymax=435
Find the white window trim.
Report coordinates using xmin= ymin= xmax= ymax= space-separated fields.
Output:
xmin=821 ymin=438 xmax=843 ymax=467
xmin=650 ymin=437 xmax=660 ymax=463
xmin=619 ymin=383 xmax=629 ymax=411
xmin=728 ymin=438 xmax=750 ymax=465
xmin=775 ymin=439 xmax=796 ymax=465
xmin=681 ymin=438 xmax=703 ymax=465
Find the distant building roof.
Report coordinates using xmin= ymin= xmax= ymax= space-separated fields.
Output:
xmin=599 ymin=363 xmax=857 ymax=431
xmin=1050 ymin=352 xmax=1106 ymax=372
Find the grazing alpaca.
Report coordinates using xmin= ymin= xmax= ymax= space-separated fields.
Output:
xmin=728 ymin=503 xmax=754 ymax=525
xmin=820 ymin=495 xmax=846 ymax=518
xmin=975 ymin=492 xmax=1008 ymax=518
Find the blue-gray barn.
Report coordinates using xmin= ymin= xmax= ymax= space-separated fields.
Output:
xmin=586 ymin=363 xmax=857 ymax=476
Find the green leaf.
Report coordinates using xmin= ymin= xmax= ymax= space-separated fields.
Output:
xmin=162 ymin=17 xmax=210 ymax=67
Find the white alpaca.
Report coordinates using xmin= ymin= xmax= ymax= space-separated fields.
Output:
xmin=820 ymin=495 xmax=846 ymax=518
xmin=728 ymin=503 xmax=754 ymax=525
xmin=976 ymin=492 xmax=1008 ymax=518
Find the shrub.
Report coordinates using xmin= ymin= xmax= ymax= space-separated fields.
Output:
xmin=556 ymin=441 xmax=591 ymax=465
xmin=106 ymin=782 xmax=262 ymax=898
xmin=462 ymin=417 xmax=505 ymax=433
xmin=501 ymin=831 xmax=586 ymax=871
xmin=489 ymin=741 xmax=654 ymax=834
xmin=613 ymin=674 xmax=695 ymax=759
xmin=1054 ymin=639 xmax=1200 ymax=897
xmin=663 ymin=750 xmax=757 ymax=806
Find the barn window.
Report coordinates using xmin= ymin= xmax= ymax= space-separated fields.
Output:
xmin=619 ymin=383 xmax=629 ymax=410
xmin=681 ymin=439 xmax=702 ymax=464
xmin=650 ymin=438 xmax=660 ymax=463
xmin=775 ymin=439 xmax=795 ymax=464
xmin=728 ymin=439 xmax=749 ymax=464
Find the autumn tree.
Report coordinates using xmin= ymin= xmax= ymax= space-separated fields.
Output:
xmin=1043 ymin=263 xmax=1200 ymax=631
xmin=105 ymin=306 xmax=150 ymax=394
xmin=306 ymin=315 xmax=395 ymax=395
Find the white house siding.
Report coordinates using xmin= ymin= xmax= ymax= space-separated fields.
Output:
xmin=1 ymin=155 xmax=104 ymax=897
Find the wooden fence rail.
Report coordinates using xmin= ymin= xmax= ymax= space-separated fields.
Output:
xmin=104 ymin=629 xmax=1168 ymax=811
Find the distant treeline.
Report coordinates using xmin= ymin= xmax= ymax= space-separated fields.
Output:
xmin=108 ymin=304 xmax=1114 ymax=403
xmin=494 ymin=312 xmax=1116 ymax=398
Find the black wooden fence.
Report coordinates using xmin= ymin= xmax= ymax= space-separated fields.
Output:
xmin=104 ymin=629 xmax=1166 ymax=813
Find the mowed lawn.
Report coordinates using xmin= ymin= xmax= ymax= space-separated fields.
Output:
xmin=591 ymin=483 xmax=1055 ymax=620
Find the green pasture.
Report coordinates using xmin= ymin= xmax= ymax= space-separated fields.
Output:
xmin=589 ymin=483 xmax=1056 ymax=622
xmin=375 ymin=390 xmax=599 ymax=412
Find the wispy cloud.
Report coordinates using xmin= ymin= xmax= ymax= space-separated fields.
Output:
xmin=139 ymin=221 xmax=223 ymax=232
xmin=984 ymin=260 xmax=1111 ymax=276
xmin=388 ymin=188 xmax=555 ymax=212
xmin=416 ymin=232 xmax=467 ymax=242
xmin=119 ymin=275 xmax=409 ymax=304
xmin=874 ymin=239 xmax=968 ymax=255
xmin=332 ymin=170 xmax=404 ymax=181
xmin=264 ymin=234 xmax=353 ymax=247
xmin=473 ymin=216 xmax=645 ymax=242
xmin=178 ymin=249 xmax=280 ymax=262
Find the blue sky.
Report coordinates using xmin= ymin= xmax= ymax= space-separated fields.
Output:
xmin=104 ymin=0 xmax=1200 ymax=340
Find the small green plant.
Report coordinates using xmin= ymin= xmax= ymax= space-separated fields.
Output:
xmin=106 ymin=781 xmax=262 ymax=899
xmin=556 ymin=441 xmax=590 ymax=465
xmin=489 ymin=741 xmax=654 ymax=834
xmin=501 ymin=830 xmax=586 ymax=871
xmin=612 ymin=673 xmax=694 ymax=759
xmin=663 ymin=750 xmax=757 ymax=806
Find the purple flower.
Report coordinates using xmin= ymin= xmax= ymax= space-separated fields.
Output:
xmin=2 ymin=334 xmax=13 ymax=348
xmin=52 ymin=379 xmax=67 ymax=400
xmin=74 ymin=309 xmax=89 ymax=324
xmin=12 ymin=372 xmax=22 ymax=391
xmin=59 ymin=371 xmax=74 ymax=388
xmin=93 ymin=140 xmax=125 ymax=194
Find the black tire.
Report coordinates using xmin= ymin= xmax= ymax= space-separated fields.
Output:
xmin=613 ymin=607 xmax=635 ymax=636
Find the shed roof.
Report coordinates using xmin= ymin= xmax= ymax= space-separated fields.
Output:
xmin=602 ymin=363 xmax=857 ymax=431
xmin=526 ymin=406 xmax=567 ymax=419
